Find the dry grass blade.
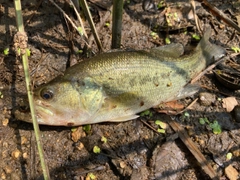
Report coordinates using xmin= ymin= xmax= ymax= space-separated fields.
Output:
xmin=88 ymin=5 xmax=113 ymax=47
xmin=69 ymin=0 xmax=88 ymax=39
xmin=189 ymin=0 xmax=202 ymax=33
xmin=49 ymin=0 xmax=90 ymax=48
xmin=80 ymin=0 xmax=103 ymax=51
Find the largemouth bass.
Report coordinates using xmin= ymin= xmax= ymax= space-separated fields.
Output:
xmin=17 ymin=28 xmax=225 ymax=126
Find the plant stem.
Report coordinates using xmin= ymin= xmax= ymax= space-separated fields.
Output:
xmin=14 ymin=0 xmax=50 ymax=179
xmin=112 ymin=0 xmax=124 ymax=49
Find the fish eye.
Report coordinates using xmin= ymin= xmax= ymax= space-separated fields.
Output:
xmin=40 ymin=88 xmax=54 ymax=100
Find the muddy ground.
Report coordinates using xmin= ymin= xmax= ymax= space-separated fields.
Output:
xmin=0 ymin=0 xmax=240 ymax=179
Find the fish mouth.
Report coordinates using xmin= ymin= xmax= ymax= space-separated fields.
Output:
xmin=36 ymin=104 xmax=54 ymax=116
xmin=34 ymin=100 xmax=55 ymax=124
xmin=14 ymin=99 xmax=54 ymax=125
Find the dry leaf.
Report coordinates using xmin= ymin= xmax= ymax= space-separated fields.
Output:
xmin=157 ymin=101 xmax=185 ymax=110
xmin=156 ymin=101 xmax=185 ymax=115
xmin=225 ymin=165 xmax=239 ymax=180
xmin=222 ymin=97 xmax=238 ymax=112
xmin=71 ymin=127 xmax=86 ymax=142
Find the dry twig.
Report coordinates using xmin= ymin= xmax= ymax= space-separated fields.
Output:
xmin=201 ymin=0 xmax=240 ymax=33
xmin=167 ymin=116 xmax=219 ymax=180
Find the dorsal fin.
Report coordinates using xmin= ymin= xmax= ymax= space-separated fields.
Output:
xmin=149 ymin=43 xmax=184 ymax=58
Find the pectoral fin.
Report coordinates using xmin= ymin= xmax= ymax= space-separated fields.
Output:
xmin=73 ymin=77 xmax=105 ymax=115
xmin=176 ymin=84 xmax=200 ymax=100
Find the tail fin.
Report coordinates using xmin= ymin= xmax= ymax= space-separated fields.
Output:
xmin=197 ymin=27 xmax=226 ymax=65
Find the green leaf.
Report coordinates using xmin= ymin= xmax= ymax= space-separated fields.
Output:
xmin=76 ymin=49 xmax=83 ymax=54
xmin=101 ymin=136 xmax=107 ymax=143
xmin=157 ymin=1 xmax=165 ymax=9
xmin=93 ymin=145 xmax=101 ymax=153
xmin=209 ymin=120 xmax=219 ymax=129
xmin=192 ymin=34 xmax=200 ymax=40
xmin=231 ymin=46 xmax=240 ymax=53
xmin=210 ymin=120 xmax=222 ymax=134
xmin=77 ymin=27 xmax=83 ymax=36
xmin=184 ymin=112 xmax=190 ymax=117
xmin=140 ymin=110 xmax=153 ymax=117
xmin=226 ymin=152 xmax=232 ymax=160
xmin=165 ymin=37 xmax=171 ymax=44
xmin=199 ymin=118 xmax=206 ymax=125
xmin=87 ymin=173 xmax=96 ymax=180
xmin=173 ymin=12 xmax=178 ymax=20
xmin=3 ymin=48 xmax=9 ymax=55
xmin=105 ymin=22 xmax=110 ymax=27
xmin=26 ymin=48 xmax=31 ymax=56
xmin=71 ymin=127 xmax=77 ymax=132
xmin=17 ymin=48 xmax=21 ymax=56
xmin=157 ymin=128 xmax=166 ymax=133
xmin=83 ymin=124 xmax=91 ymax=133
xmin=204 ymin=118 xmax=210 ymax=124
xmin=150 ymin=32 xmax=158 ymax=40
xmin=212 ymin=125 xmax=222 ymax=134
xmin=199 ymin=117 xmax=209 ymax=124
xmin=155 ymin=120 xmax=167 ymax=129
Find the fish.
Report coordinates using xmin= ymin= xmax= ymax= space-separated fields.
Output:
xmin=16 ymin=28 xmax=225 ymax=126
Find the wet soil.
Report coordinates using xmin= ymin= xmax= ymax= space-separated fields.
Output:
xmin=0 ymin=0 xmax=240 ymax=179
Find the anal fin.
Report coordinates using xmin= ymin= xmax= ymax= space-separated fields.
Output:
xmin=108 ymin=115 xmax=139 ymax=122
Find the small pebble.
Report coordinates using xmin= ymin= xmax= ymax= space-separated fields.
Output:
xmin=2 ymin=150 xmax=8 ymax=158
xmin=11 ymin=149 xmax=21 ymax=159
xmin=75 ymin=142 xmax=84 ymax=151
xmin=142 ymin=0 xmax=155 ymax=11
xmin=233 ymin=105 xmax=240 ymax=123
xmin=1 ymin=172 xmax=6 ymax=180
xmin=21 ymin=136 xmax=28 ymax=145
xmin=232 ymin=149 xmax=240 ymax=157
xmin=198 ymin=139 xmax=205 ymax=146
xmin=23 ymin=152 xmax=28 ymax=159
xmin=199 ymin=92 xmax=216 ymax=106
xmin=119 ymin=161 xmax=127 ymax=168
xmin=71 ymin=127 xmax=86 ymax=142
xmin=4 ymin=166 xmax=12 ymax=174
xmin=2 ymin=118 xmax=9 ymax=126
xmin=186 ymin=127 xmax=194 ymax=136
xmin=11 ymin=172 xmax=21 ymax=180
